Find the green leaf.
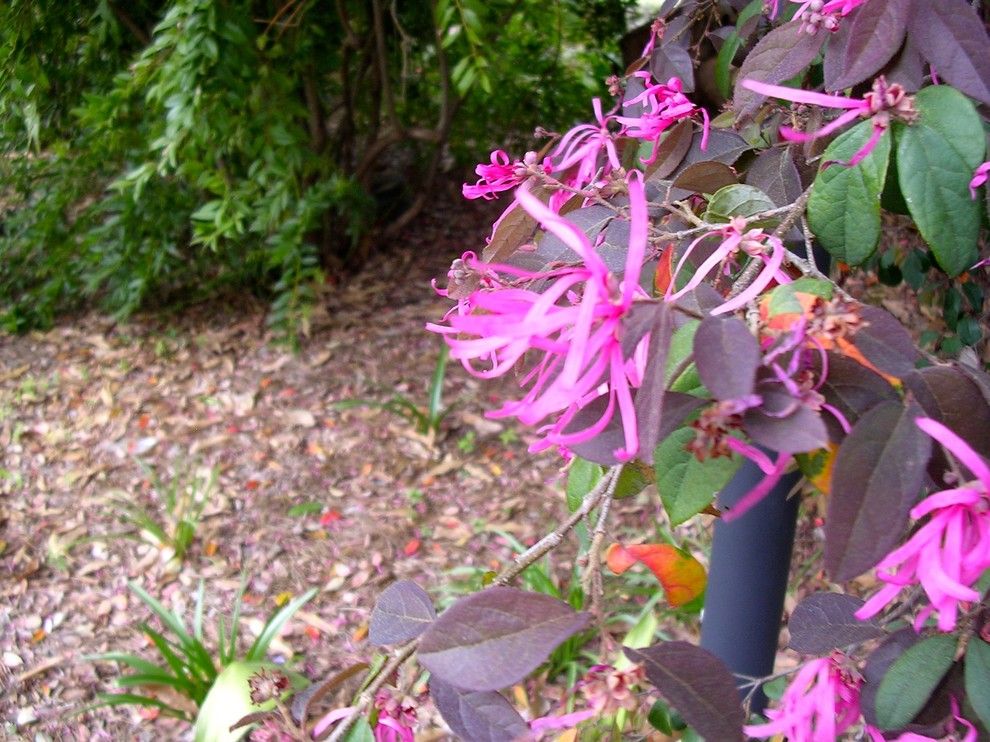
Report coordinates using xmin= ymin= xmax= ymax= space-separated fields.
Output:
xmin=666 ymin=321 xmax=704 ymax=395
xmin=654 ymin=428 xmax=741 ymax=525
xmin=895 ymin=87 xmax=985 ymax=276
xmin=766 ymin=278 xmax=834 ymax=316
xmin=287 ymin=502 xmax=323 ymax=517
xmin=807 ymin=119 xmax=891 ymax=265
xmin=874 ymin=633 xmax=957 ymax=730
xmin=566 ymin=457 xmax=602 ymax=549
xmin=704 ymin=184 xmax=775 ymax=222
xmin=614 ymin=463 xmax=652 ymax=499
xmin=245 ymin=588 xmax=317 ymax=661
xmin=342 ymin=718 xmax=376 ymax=742
xmin=965 ymin=637 xmax=990 ymax=731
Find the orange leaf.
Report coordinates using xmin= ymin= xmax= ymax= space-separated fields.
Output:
xmin=654 ymin=244 xmax=675 ymax=295
xmin=403 ymin=538 xmax=421 ymax=556
xmin=606 ymin=543 xmax=707 ymax=607
xmin=319 ymin=509 xmax=342 ymax=526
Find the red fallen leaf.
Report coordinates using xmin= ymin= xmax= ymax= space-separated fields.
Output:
xmin=138 ymin=414 xmax=151 ymax=430
xmin=606 ymin=543 xmax=707 ymax=607
xmin=654 ymin=243 xmax=676 ymax=295
xmin=138 ymin=707 xmax=160 ymax=721
xmin=304 ymin=625 xmax=321 ymax=641
xmin=245 ymin=479 xmax=261 ymax=491
xmin=226 ymin=424 xmax=239 ymax=434
xmin=319 ymin=509 xmax=342 ymax=526
xmin=403 ymin=538 xmax=421 ymax=556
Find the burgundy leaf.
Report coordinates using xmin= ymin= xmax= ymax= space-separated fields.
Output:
xmin=625 ymin=642 xmax=744 ymax=741
xmin=634 ymin=303 xmax=676 ymax=459
xmin=621 ymin=302 xmax=665 ymax=358
xmin=851 ymin=305 xmax=922 ymax=378
xmin=693 ymin=316 xmax=761 ymax=402
xmin=645 ymin=120 xmax=694 ymax=180
xmin=734 ymin=23 xmax=828 ymax=118
xmin=823 ymin=0 xmax=910 ymax=91
xmin=954 ymin=362 xmax=990 ymax=408
xmin=507 ymin=205 xmax=613 ymax=274
xmin=651 ymin=43 xmax=696 ymax=92
xmin=884 ymin=34 xmax=925 ymax=92
xmin=655 ymin=392 xmax=708 ymax=446
xmin=369 ymin=580 xmax=437 ymax=646
xmin=418 ymin=588 xmax=590 ymax=692
xmin=825 ymin=400 xmax=932 ymax=581
xmin=562 ymin=396 xmax=625 ymax=465
xmin=817 ymin=351 xmax=899 ymax=437
xmin=743 ymin=389 xmax=830 ymax=454
xmin=675 ymin=129 xmax=750 ymax=172
xmin=429 ymin=678 xmax=531 ymax=742
xmin=744 ymin=147 xmax=802 ymax=208
xmin=903 ymin=366 xmax=990 ymax=460
xmin=788 ymin=592 xmax=885 ymax=655
xmin=910 ymin=0 xmax=990 ymax=105
xmin=671 ymin=161 xmax=739 ymax=195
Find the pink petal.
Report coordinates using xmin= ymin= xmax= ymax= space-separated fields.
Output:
xmin=915 ymin=417 xmax=990 ymax=489
xmin=741 ymin=79 xmax=866 ymax=109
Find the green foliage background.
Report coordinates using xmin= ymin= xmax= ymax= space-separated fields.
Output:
xmin=0 ymin=0 xmax=630 ymax=336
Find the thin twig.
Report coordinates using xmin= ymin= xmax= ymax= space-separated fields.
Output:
xmin=583 ymin=468 xmax=622 ymax=623
xmin=494 ymin=465 xmax=623 ymax=586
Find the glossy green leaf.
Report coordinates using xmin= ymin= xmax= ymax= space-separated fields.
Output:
xmin=965 ymin=637 xmax=990 ymax=731
xmin=874 ymin=634 xmax=957 ymax=730
xmin=655 ymin=428 xmax=741 ymax=525
xmin=895 ymin=86 xmax=985 ymax=276
xmin=807 ymin=119 xmax=891 ymax=265
xmin=704 ymin=184 xmax=775 ymax=222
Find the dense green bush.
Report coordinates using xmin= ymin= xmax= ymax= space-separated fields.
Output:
xmin=0 ymin=0 xmax=628 ymax=336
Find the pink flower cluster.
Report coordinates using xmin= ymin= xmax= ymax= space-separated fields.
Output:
xmin=429 ymin=171 xmax=651 ymax=460
xmin=742 ymin=76 xmax=917 ymax=168
xmin=768 ymin=0 xmax=869 ymax=32
xmin=856 ymin=418 xmax=990 ymax=632
xmin=745 ymin=654 xmax=862 ymax=741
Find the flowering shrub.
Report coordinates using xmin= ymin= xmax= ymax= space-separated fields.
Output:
xmin=237 ymin=1 xmax=990 ymax=740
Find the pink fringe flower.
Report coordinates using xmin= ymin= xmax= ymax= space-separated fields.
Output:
xmin=970 ymin=161 xmax=990 ymax=199
xmin=463 ymin=149 xmax=551 ymax=200
xmin=665 ymin=216 xmax=791 ymax=316
xmin=741 ymin=76 xmax=917 ymax=167
xmin=428 ymin=171 xmax=652 ymax=460
xmin=617 ymin=74 xmax=710 ymax=163
xmin=769 ymin=0 xmax=868 ymax=30
xmin=551 ymin=98 xmax=623 ymax=191
xmin=745 ymin=654 xmax=862 ymax=742
xmin=866 ymin=697 xmax=978 ymax=741
xmin=855 ymin=418 xmax=990 ymax=632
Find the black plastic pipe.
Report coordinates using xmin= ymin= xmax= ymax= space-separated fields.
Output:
xmin=699 ymin=457 xmax=802 ymax=715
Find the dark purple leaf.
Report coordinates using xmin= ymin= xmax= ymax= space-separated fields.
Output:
xmin=562 ymin=396 xmax=624 ymax=465
xmin=645 ymin=120 xmax=695 ymax=180
xmin=429 ymin=678 xmax=531 ymax=742
xmin=851 ymin=305 xmax=923 ymax=378
xmin=823 ymin=0 xmax=910 ymax=91
xmin=634 ymin=304 xmax=675 ymax=459
xmin=826 ymin=400 xmax=932 ymax=581
xmin=788 ymin=592 xmax=885 ymax=654
xmin=481 ymin=193 xmax=543 ymax=265
xmin=674 ymin=284 xmax=729 ymax=317
xmin=954 ymin=362 xmax=990 ymax=408
xmin=884 ymin=34 xmax=925 ymax=91
xmin=625 ymin=642 xmax=744 ymax=741
xmin=676 ymin=129 xmax=750 ymax=172
xmin=910 ymin=0 xmax=990 ymax=105
xmin=693 ymin=316 xmax=760 ymax=402
xmin=817 ymin=351 xmax=899 ymax=438
xmin=734 ymin=23 xmax=828 ymax=118
xmin=671 ymin=161 xmax=739 ymax=195
xmin=743 ymin=389 xmax=830 ymax=454
xmin=418 ymin=588 xmax=590 ymax=692
xmin=621 ymin=302 xmax=665 ymax=357
xmin=655 ymin=392 xmax=707 ymax=446
xmin=744 ymin=147 xmax=802 ymax=208
xmin=507 ymin=205 xmax=613 ymax=274
xmin=904 ymin=366 xmax=990 ymax=461
xmin=369 ymin=580 xmax=436 ymax=646
xmin=651 ymin=43 xmax=695 ymax=92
